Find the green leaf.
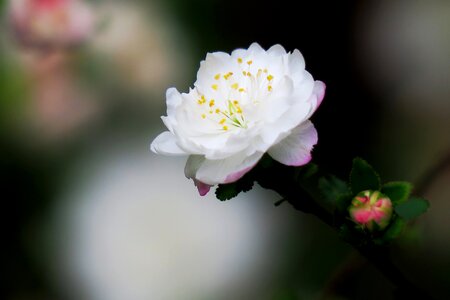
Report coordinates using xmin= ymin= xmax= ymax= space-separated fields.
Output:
xmin=395 ymin=197 xmax=430 ymax=220
xmin=215 ymin=178 xmax=254 ymax=201
xmin=318 ymin=175 xmax=349 ymax=203
xmin=335 ymin=193 xmax=354 ymax=213
xmin=381 ymin=181 xmax=412 ymax=205
xmin=382 ymin=218 xmax=405 ymax=241
xmin=350 ymin=158 xmax=380 ymax=194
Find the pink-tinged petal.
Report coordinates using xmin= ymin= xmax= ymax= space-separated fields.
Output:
xmin=224 ymin=165 xmax=254 ymax=184
xmin=195 ymin=151 xmax=264 ymax=185
xmin=194 ymin=179 xmax=211 ymax=196
xmin=352 ymin=209 xmax=372 ymax=224
xmin=150 ymin=131 xmax=186 ymax=156
xmin=268 ymin=121 xmax=318 ymax=166
xmin=372 ymin=210 xmax=387 ymax=223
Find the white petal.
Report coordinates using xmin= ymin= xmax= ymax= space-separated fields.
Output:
xmin=268 ymin=121 xmax=318 ymax=166
xmin=267 ymin=44 xmax=287 ymax=56
xmin=313 ymin=80 xmax=326 ymax=109
xmin=150 ymin=131 xmax=187 ymax=156
xmin=247 ymin=42 xmax=265 ymax=54
xmin=288 ymin=49 xmax=306 ymax=72
xmin=195 ymin=151 xmax=264 ymax=185
xmin=166 ymin=87 xmax=182 ymax=117
xmin=184 ymin=155 xmax=205 ymax=179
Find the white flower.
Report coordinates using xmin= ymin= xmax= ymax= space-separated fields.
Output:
xmin=151 ymin=43 xmax=325 ymax=195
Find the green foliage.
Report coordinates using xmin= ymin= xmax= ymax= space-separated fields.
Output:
xmin=349 ymin=158 xmax=380 ymax=194
xmin=381 ymin=182 xmax=412 ymax=205
xmin=382 ymin=218 xmax=405 ymax=241
xmin=395 ymin=197 xmax=430 ymax=220
xmin=215 ymin=176 xmax=254 ymax=201
xmin=318 ymin=175 xmax=349 ymax=203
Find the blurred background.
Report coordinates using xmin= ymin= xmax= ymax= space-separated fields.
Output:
xmin=1 ymin=0 xmax=449 ymax=299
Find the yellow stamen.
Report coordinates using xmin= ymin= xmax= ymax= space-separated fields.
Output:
xmin=211 ymin=84 xmax=218 ymax=90
xmin=233 ymin=100 xmax=239 ymax=105
xmin=223 ymin=72 xmax=234 ymax=80
xmin=219 ymin=118 xmax=226 ymax=124
xmin=215 ymin=108 xmax=220 ymax=113
xmin=201 ymin=114 xmax=206 ymax=119
xmin=223 ymin=126 xmax=228 ymax=131
xmin=237 ymin=58 xmax=243 ymax=63
xmin=268 ymin=85 xmax=273 ymax=92
xmin=247 ymin=60 xmax=253 ymax=65
xmin=267 ymin=75 xmax=274 ymax=81
xmin=242 ymin=71 xmax=247 ymax=76
xmin=231 ymin=83 xmax=239 ymax=89
xmin=214 ymin=73 xmax=221 ymax=80
xmin=238 ymin=88 xmax=245 ymax=92
xmin=263 ymin=68 xmax=268 ymax=73
xmin=209 ymin=100 xmax=215 ymax=107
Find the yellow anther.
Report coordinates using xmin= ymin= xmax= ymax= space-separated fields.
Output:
xmin=209 ymin=110 xmax=213 ymax=114
xmin=211 ymin=84 xmax=218 ymax=90
xmin=197 ymin=99 xmax=203 ymax=104
xmin=242 ymin=71 xmax=247 ymax=76
xmin=237 ymin=108 xmax=242 ymax=114
xmin=247 ymin=72 xmax=252 ymax=76
xmin=224 ymin=72 xmax=233 ymax=80
xmin=223 ymin=126 xmax=228 ymax=131
xmin=233 ymin=100 xmax=239 ymax=105
xmin=263 ymin=68 xmax=268 ymax=73
xmin=268 ymin=85 xmax=273 ymax=92
xmin=231 ymin=83 xmax=239 ymax=89
xmin=214 ymin=73 xmax=221 ymax=80
xmin=209 ymin=100 xmax=215 ymax=107
xmin=247 ymin=60 xmax=253 ymax=65
xmin=237 ymin=58 xmax=243 ymax=63
xmin=215 ymin=108 xmax=220 ymax=113
xmin=267 ymin=75 xmax=274 ymax=81
xmin=201 ymin=114 xmax=206 ymax=119
xmin=238 ymin=88 xmax=245 ymax=92
xmin=219 ymin=118 xmax=226 ymax=124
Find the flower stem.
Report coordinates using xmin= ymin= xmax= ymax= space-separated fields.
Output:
xmin=255 ymin=164 xmax=431 ymax=299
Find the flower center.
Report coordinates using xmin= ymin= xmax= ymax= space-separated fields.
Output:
xmin=196 ymin=57 xmax=275 ymax=132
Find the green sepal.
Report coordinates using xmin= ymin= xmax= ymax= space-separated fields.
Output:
xmin=349 ymin=158 xmax=381 ymax=194
xmin=381 ymin=181 xmax=412 ymax=205
xmin=215 ymin=177 xmax=254 ymax=201
xmin=383 ymin=218 xmax=405 ymax=241
xmin=373 ymin=218 xmax=406 ymax=245
xmin=395 ymin=197 xmax=430 ymax=220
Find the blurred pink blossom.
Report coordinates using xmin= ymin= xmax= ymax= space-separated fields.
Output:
xmin=9 ymin=0 xmax=93 ymax=49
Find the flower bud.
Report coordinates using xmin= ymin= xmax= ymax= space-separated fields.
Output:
xmin=349 ymin=190 xmax=393 ymax=231
xmin=8 ymin=0 xmax=93 ymax=49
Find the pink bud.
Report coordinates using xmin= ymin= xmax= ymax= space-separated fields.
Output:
xmin=349 ymin=190 xmax=393 ymax=231
xmin=8 ymin=0 xmax=93 ymax=49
